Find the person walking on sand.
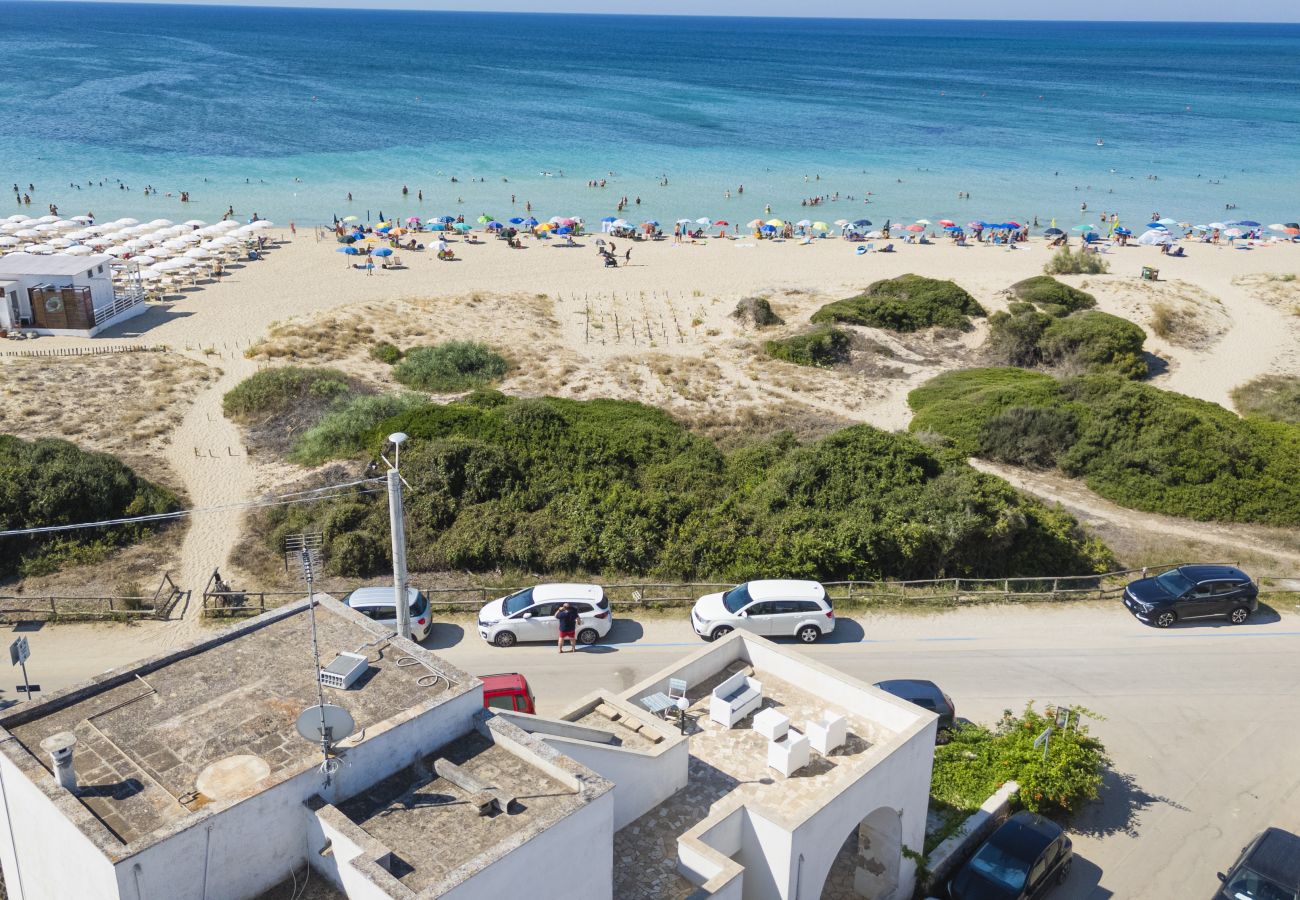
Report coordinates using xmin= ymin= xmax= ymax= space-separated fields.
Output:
xmin=556 ymin=603 xmax=580 ymax=653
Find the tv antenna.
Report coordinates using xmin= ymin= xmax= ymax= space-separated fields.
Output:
xmin=286 ymin=532 xmax=346 ymax=784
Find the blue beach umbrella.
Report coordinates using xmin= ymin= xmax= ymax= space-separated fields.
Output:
xmin=1145 ymin=222 xmax=1167 ymax=230
xmin=523 ymin=217 xmax=539 ymax=227
xmin=852 ymin=219 xmax=872 ymax=228
xmin=372 ymin=247 xmax=393 ymax=257
xmin=509 ymin=217 xmax=525 ymax=225
xmin=487 ymin=221 xmax=503 ymax=230
xmin=1043 ymin=227 xmax=1064 ymax=236
xmin=435 ymin=215 xmax=455 ymax=224
xmin=337 ymin=246 xmax=360 ymax=255
xmin=601 ymin=216 xmax=618 ymax=223
xmin=1235 ymin=220 xmax=1261 ymax=228
xmin=760 ymin=224 xmax=777 ymax=233
xmin=556 ymin=226 xmax=572 ymax=235
xmin=1114 ymin=227 xmax=1132 ymax=236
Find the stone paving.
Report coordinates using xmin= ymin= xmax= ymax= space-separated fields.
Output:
xmin=612 ymin=666 xmax=892 ymax=899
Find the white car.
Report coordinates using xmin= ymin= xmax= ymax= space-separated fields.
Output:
xmin=343 ymin=586 xmax=433 ymax=642
xmin=478 ymin=584 xmax=612 ymax=648
xmin=691 ymin=579 xmax=834 ymax=644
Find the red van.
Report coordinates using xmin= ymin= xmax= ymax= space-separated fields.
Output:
xmin=480 ymin=673 xmax=536 ymax=714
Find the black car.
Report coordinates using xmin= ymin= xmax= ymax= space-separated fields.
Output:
xmin=1215 ymin=827 xmax=1300 ymax=900
xmin=1122 ymin=564 xmax=1258 ymax=628
xmin=873 ymin=679 xmax=956 ymax=740
xmin=949 ymin=811 xmax=1072 ymax=900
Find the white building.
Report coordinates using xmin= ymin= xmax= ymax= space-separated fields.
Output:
xmin=0 ymin=598 xmax=935 ymax=900
xmin=0 ymin=253 xmax=145 ymax=336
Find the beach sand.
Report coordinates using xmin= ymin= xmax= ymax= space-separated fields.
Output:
xmin=7 ymin=230 xmax=1299 ymax=625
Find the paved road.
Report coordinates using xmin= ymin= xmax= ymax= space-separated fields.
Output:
xmin=6 ymin=600 xmax=1299 ymax=898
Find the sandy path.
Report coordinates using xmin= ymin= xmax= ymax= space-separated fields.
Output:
xmin=969 ymin=459 xmax=1300 ymax=570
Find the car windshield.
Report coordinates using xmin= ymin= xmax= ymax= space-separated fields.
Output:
xmin=1224 ymin=866 xmax=1293 ymax=900
xmin=1156 ymin=569 xmax=1195 ymax=595
xmin=722 ymin=584 xmax=751 ymax=614
xmin=502 ymin=588 xmax=534 ymax=616
xmin=967 ymin=841 xmax=1031 ymax=893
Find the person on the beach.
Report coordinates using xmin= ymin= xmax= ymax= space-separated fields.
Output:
xmin=556 ymin=603 xmax=579 ymax=653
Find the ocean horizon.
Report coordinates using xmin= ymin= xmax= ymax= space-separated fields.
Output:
xmin=4 ymin=3 xmax=1299 ymax=228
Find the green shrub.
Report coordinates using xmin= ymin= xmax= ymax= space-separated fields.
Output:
xmin=292 ymin=393 xmax=428 ymax=465
xmin=986 ymin=309 xmax=1054 ymax=367
xmin=1232 ymin=375 xmax=1300 ymax=424
xmin=392 ymin=341 xmax=508 ymax=392
xmin=932 ymin=704 xmax=1108 ymax=820
xmin=910 ymin=369 xmax=1300 ymax=525
xmin=812 ymin=274 xmax=986 ymax=332
xmin=222 ymin=367 xmax=350 ymax=423
xmin=1009 ymin=276 xmax=1097 ymax=313
xmin=0 ymin=436 xmax=177 ymax=578
xmin=1044 ymin=247 xmax=1110 ymax=275
xmin=369 ymin=342 xmax=403 ymax=365
xmin=733 ymin=297 xmax=785 ymax=327
xmin=764 ymin=326 xmax=851 ymax=367
xmin=1040 ymin=311 xmax=1147 ymax=379
xmin=256 ymin=395 xmax=1110 ymax=580
xmin=978 ymin=406 xmax=1079 ymax=468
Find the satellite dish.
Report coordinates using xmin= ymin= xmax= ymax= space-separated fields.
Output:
xmin=296 ymin=704 xmax=356 ymax=746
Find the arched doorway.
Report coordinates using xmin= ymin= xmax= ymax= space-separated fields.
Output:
xmin=853 ymin=806 xmax=902 ymax=899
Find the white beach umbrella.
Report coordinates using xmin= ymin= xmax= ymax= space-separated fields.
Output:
xmin=161 ymin=239 xmax=189 ymax=251
xmin=0 ymin=236 xmax=19 ymax=247
xmin=149 ymin=246 xmax=175 ymax=258
xmin=63 ymin=245 xmax=94 ymax=256
xmin=34 ymin=215 xmax=59 ymax=224
xmin=130 ymin=254 xmax=157 ymax=267
xmin=69 ymin=215 xmax=93 ymax=224
xmin=216 ymin=220 xmax=242 ymax=231
xmin=115 ymin=217 xmax=140 ymax=227
xmin=102 ymin=231 xmax=130 ymax=243
xmin=147 ymin=219 xmax=174 ymax=228
xmin=197 ymin=225 xmax=225 ymax=237
xmin=13 ymin=228 xmax=40 ymax=238
xmin=125 ymin=238 xmax=152 ymax=251
xmin=182 ymin=219 xmax=207 ymax=228
xmin=180 ymin=231 xmax=202 ymax=243
xmin=34 ymin=223 xmax=62 ymax=234
xmin=4 ymin=214 xmax=30 ymax=223
xmin=0 ymin=223 xmax=25 ymax=234
xmin=208 ymin=236 xmax=237 ymax=248
xmin=26 ymin=243 xmax=56 ymax=254
xmin=48 ymin=237 xmax=74 ymax=248
xmin=107 ymin=246 xmax=132 ymax=257
xmin=249 ymin=220 xmax=273 ymax=229
xmin=184 ymin=248 xmax=211 ymax=259
xmin=153 ymin=258 xmax=187 ymax=271
xmin=66 ymin=230 xmax=93 ymax=241
xmin=138 ymin=269 xmax=164 ymax=281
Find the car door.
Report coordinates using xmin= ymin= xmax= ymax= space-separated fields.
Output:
xmin=1209 ymin=580 xmax=1244 ymax=616
xmin=531 ymin=603 xmax=561 ymax=641
xmin=739 ymin=601 xmax=776 ymax=635
xmin=1178 ymin=580 xmax=1218 ymax=619
xmin=511 ymin=602 xmax=551 ymax=641
xmin=766 ymin=600 xmax=807 ymax=637
xmin=1023 ymin=847 xmax=1052 ymax=899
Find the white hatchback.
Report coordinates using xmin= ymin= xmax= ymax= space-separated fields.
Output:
xmin=691 ymin=579 xmax=834 ymax=644
xmin=478 ymin=584 xmax=612 ymax=648
xmin=343 ymin=586 xmax=433 ymax=642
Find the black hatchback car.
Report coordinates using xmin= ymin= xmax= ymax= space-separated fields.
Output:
xmin=1215 ymin=827 xmax=1300 ymax=900
xmin=1122 ymin=564 xmax=1258 ymax=628
xmin=873 ymin=679 xmax=956 ymax=740
xmin=949 ymin=811 xmax=1072 ymax=900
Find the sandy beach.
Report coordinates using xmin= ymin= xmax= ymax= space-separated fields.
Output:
xmin=3 ymin=228 xmax=1298 ymax=633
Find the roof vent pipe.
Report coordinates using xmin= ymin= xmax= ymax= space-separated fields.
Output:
xmin=39 ymin=732 xmax=78 ymax=792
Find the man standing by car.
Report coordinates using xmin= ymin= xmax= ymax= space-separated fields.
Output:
xmin=556 ymin=602 xmax=580 ymax=654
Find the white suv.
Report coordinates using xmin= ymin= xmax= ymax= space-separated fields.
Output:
xmin=343 ymin=586 xmax=433 ymax=642
xmin=691 ymin=580 xmax=834 ymax=643
xmin=478 ymin=584 xmax=612 ymax=647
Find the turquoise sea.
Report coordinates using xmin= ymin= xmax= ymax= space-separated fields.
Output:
xmin=3 ymin=3 xmax=1299 ymax=228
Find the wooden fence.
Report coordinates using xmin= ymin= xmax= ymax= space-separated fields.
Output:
xmin=0 ymin=343 xmax=167 ymax=358
xmin=0 ymin=573 xmax=185 ymax=623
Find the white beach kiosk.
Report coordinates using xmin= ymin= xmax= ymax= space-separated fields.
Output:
xmin=0 ymin=252 xmax=146 ymax=336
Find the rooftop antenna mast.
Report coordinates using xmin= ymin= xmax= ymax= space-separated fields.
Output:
xmin=286 ymin=532 xmax=339 ymax=785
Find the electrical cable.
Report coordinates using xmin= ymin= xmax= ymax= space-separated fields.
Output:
xmin=0 ymin=477 xmax=387 ymax=538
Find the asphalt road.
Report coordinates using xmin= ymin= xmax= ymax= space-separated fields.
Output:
xmin=7 ymin=599 xmax=1299 ymax=898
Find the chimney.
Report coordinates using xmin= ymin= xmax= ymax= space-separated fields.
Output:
xmin=39 ymin=732 xmax=78 ymax=792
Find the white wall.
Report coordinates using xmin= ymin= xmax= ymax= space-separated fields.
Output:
xmin=0 ymin=753 xmax=120 ymax=900
xmin=736 ymin=807 xmax=790 ymax=900
xmin=306 ymin=805 xmax=413 ymax=900
xmin=115 ymin=684 xmax=481 ymax=900
xmin=536 ymin=733 xmax=687 ymax=830
xmin=436 ymin=788 xmax=614 ymax=900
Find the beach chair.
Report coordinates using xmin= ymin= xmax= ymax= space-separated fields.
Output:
xmin=880 ymin=243 xmax=895 ymax=253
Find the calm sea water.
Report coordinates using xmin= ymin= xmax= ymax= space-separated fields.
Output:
xmin=3 ymin=3 xmax=1299 ymax=227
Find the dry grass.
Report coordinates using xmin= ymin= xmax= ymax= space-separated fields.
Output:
xmin=0 ymin=524 xmax=186 ymax=598
xmin=0 ymin=352 xmax=214 ymax=485
xmin=1081 ymin=278 xmax=1229 ymax=349
xmin=1233 ymin=272 xmax=1300 ymax=316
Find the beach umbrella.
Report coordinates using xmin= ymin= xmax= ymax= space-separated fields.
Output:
xmin=107 ymin=246 xmax=132 ymax=257
xmin=372 ymin=247 xmax=393 ymax=257
xmin=125 ymin=239 xmax=152 ymax=251
xmin=375 ymin=225 xmax=391 ymax=233
xmin=14 ymin=228 xmax=40 ymax=239
xmin=765 ymin=219 xmax=784 ymax=227
xmin=1235 ymin=220 xmax=1261 ymax=228
xmin=477 ymin=214 xmax=494 ymax=224
xmin=435 ymin=215 xmax=455 ymax=224
xmin=534 ymin=222 xmax=554 ymax=231
xmin=643 ymin=220 xmax=661 ymax=227
xmin=48 ymin=237 xmax=74 ymax=248
xmin=1137 ymin=229 xmax=1172 ymax=245
xmin=937 ymin=219 xmax=956 ymax=227
xmin=1284 ymin=222 xmax=1299 ymax=229
xmin=183 ymin=219 xmax=207 ymax=227
xmin=131 ymin=254 xmax=157 ymax=266
xmin=406 ymin=217 xmax=421 ymax=224
xmin=522 ymin=217 xmax=538 ymax=227
xmin=148 ymin=219 xmax=174 ymax=228
xmin=486 ymin=221 xmax=503 ymax=230
xmin=184 ymin=248 xmax=212 ymax=259
xmin=904 ymin=224 xmax=925 ymax=232
xmin=26 ymin=243 xmax=57 ymax=254
xmin=34 ymin=223 xmax=61 ymax=234
xmin=600 ymin=216 xmax=617 ymax=223
xmin=760 ymin=224 xmax=777 ymax=233
xmin=833 ymin=219 xmax=849 ymax=227
xmin=63 ymin=244 xmax=94 ymax=255
xmin=556 ymin=226 xmax=572 ymax=235
xmin=509 ymin=217 xmax=526 ymax=225
xmin=116 ymin=218 xmax=140 ymax=227
xmin=1113 ymin=227 xmax=1132 ymax=236
xmin=34 ymin=215 xmax=58 ymax=224
xmin=745 ymin=219 xmax=763 ymax=228
xmin=1157 ymin=218 xmax=1179 ymax=227
xmin=812 ymin=221 xmax=830 ymax=231
xmin=694 ymin=217 xmax=711 ymax=226
xmin=852 ymin=219 xmax=872 ymax=228
xmin=1071 ymin=224 xmax=1096 ymax=232
xmin=612 ymin=219 xmax=629 ymax=228
xmin=796 ymin=219 xmax=813 ymax=228
xmin=1223 ymin=228 xmax=1243 ymax=238
xmin=1145 ymin=222 xmax=1167 ymax=230
xmin=452 ymin=222 xmax=473 ymax=232
xmin=915 ymin=219 xmax=932 ymax=226
xmin=0 ymin=236 xmax=18 ymax=247
xmin=337 ymin=246 xmax=360 ymax=255
xmin=1207 ymin=222 xmax=1227 ymax=230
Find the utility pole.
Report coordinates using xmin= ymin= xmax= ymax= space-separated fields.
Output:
xmin=387 ymin=433 xmax=411 ymax=641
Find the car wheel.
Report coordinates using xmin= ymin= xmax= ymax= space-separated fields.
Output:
xmin=1153 ymin=610 xmax=1177 ymax=628
xmin=1057 ymin=855 xmax=1072 ymax=883
xmin=710 ymin=625 xmax=733 ymax=641
xmin=577 ymin=627 xmax=599 ymax=645
xmin=936 ymin=728 xmax=953 ymax=746
xmin=1228 ymin=606 xmax=1250 ymax=625
xmin=493 ymin=630 xmax=517 ymax=648
xmin=796 ymin=625 xmax=821 ymax=643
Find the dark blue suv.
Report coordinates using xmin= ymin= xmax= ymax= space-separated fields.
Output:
xmin=1122 ymin=565 xmax=1258 ymax=629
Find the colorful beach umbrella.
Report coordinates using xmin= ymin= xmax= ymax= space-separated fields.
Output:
xmin=937 ymin=219 xmax=956 ymax=227
xmin=904 ymin=224 xmax=924 ymax=232
xmin=765 ymin=219 xmax=784 ymax=227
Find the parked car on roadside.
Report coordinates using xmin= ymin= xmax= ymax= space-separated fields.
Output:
xmin=872 ymin=679 xmax=956 ymax=741
xmin=343 ymin=586 xmax=432 ymax=642
xmin=1215 ymin=827 xmax=1300 ymax=900
xmin=480 ymin=673 xmax=536 ymax=714
xmin=477 ymin=584 xmax=611 ymax=647
xmin=948 ymin=811 xmax=1073 ymax=900
xmin=1122 ymin=564 xmax=1258 ymax=628
xmin=690 ymin=579 xmax=834 ymax=643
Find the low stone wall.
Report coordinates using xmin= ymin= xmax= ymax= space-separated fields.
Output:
xmin=922 ymin=780 xmax=1020 ymax=895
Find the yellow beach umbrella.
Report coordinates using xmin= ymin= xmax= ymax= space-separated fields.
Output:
xmin=765 ymin=219 xmax=784 ymax=227
xmin=812 ymin=221 xmax=831 ymax=231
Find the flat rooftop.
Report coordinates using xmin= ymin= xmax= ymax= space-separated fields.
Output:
xmin=1 ymin=601 xmax=469 ymax=847
xmin=614 ymin=664 xmax=896 ymax=900
xmin=336 ymin=730 xmax=588 ymax=893
xmin=0 ymin=252 xmax=112 ymax=276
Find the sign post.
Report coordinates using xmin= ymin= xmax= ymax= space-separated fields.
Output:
xmin=1033 ymin=725 xmax=1053 ymax=762
xmin=10 ymin=636 xmax=34 ymax=698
